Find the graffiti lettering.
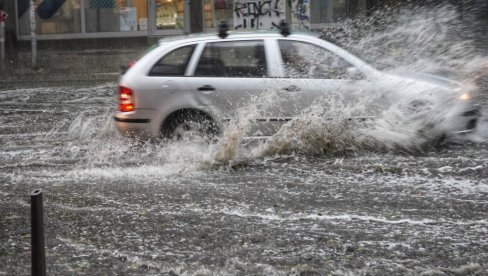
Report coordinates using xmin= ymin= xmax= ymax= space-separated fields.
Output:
xmin=233 ymin=0 xmax=284 ymax=29
xmin=234 ymin=1 xmax=282 ymax=18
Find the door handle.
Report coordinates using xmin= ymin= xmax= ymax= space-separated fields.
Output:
xmin=282 ymin=85 xmax=301 ymax=92
xmin=161 ymin=80 xmax=174 ymax=88
xmin=198 ymin=85 xmax=216 ymax=91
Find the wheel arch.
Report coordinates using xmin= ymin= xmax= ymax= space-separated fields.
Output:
xmin=160 ymin=108 xmax=220 ymax=138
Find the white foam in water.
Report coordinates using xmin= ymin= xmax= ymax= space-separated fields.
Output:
xmin=54 ymin=4 xmax=487 ymax=173
xmin=220 ymin=3 xmax=488 ymax=160
xmin=213 ymin=89 xmax=280 ymax=163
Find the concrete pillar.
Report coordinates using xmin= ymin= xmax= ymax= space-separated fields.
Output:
xmin=189 ymin=0 xmax=204 ymax=33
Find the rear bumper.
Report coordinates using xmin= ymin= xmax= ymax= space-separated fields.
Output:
xmin=113 ymin=109 xmax=160 ymax=138
xmin=114 ymin=117 xmax=151 ymax=124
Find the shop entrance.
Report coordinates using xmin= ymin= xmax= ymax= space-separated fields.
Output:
xmin=148 ymin=0 xmax=188 ymax=35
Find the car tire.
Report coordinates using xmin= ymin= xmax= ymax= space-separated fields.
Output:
xmin=162 ymin=111 xmax=219 ymax=143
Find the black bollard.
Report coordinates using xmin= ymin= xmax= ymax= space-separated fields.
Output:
xmin=31 ymin=189 xmax=46 ymax=276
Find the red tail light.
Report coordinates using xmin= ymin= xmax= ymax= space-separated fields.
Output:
xmin=119 ymin=86 xmax=135 ymax=112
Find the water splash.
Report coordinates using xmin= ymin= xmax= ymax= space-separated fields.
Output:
xmin=39 ymin=4 xmax=487 ymax=171
xmin=211 ymin=4 xmax=488 ymax=160
xmin=248 ymin=87 xmax=446 ymax=158
xmin=322 ymin=4 xmax=480 ymax=76
xmin=213 ymin=89 xmax=280 ymax=164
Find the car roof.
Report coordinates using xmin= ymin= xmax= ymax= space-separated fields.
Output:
xmin=157 ymin=30 xmax=321 ymax=45
xmin=152 ymin=30 xmax=377 ymax=74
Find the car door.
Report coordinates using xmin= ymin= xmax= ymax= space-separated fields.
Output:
xmin=185 ymin=39 xmax=279 ymax=136
xmin=271 ymin=39 xmax=378 ymax=126
xmin=134 ymin=43 xmax=197 ymax=111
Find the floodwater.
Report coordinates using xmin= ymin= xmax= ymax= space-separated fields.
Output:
xmin=1 ymin=5 xmax=488 ymax=275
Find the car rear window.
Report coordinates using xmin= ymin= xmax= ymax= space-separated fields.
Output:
xmin=195 ymin=40 xmax=267 ymax=78
xmin=149 ymin=44 xmax=196 ymax=76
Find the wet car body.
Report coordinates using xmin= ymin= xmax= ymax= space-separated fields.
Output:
xmin=113 ymin=29 xmax=479 ymax=141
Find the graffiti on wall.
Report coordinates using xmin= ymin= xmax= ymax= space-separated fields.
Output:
xmin=291 ymin=0 xmax=310 ymax=30
xmin=233 ymin=0 xmax=285 ymax=29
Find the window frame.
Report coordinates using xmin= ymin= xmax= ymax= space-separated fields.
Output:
xmin=147 ymin=43 xmax=197 ymax=77
xmin=277 ymin=38 xmax=364 ymax=80
xmin=189 ymin=39 xmax=270 ymax=78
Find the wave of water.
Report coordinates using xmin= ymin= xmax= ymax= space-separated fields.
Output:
xmin=37 ymin=4 xmax=487 ymax=172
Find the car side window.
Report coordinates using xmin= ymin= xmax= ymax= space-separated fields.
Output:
xmin=279 ymin=40 xmax=362 ymax=80
xmin=149 ymin=45 xmax=195 ymax=76
xmin=195 ymin=40 xmax=267 ymax=78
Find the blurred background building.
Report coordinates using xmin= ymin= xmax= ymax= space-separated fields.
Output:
xmin=0 ymin=0 xmax=486 ymax=71
xmin=1 ymin=0 xmax=486 ymax=41
xmin=3 ymin=0 xmax=368 ymax=42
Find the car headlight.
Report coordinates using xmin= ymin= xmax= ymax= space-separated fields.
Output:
xmin=458 ymin=93 xmax=471 ymax=101
xmin=454 ymin=84 xmax=476 ymax=101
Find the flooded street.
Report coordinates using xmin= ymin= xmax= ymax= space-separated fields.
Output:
xmin=2 ymin=4 xmax=488 ymax=275
xmin=0 ymin=81 xmax=487 ymax=275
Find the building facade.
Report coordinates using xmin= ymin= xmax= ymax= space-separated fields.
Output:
xmin=3 ymin=0 xmax=485 ymax=41
xmin=7 ymin=0 xmax=368 ymax=41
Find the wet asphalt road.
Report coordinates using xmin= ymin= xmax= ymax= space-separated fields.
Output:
xmin=0 ymin=81 xmax=487 ymax=275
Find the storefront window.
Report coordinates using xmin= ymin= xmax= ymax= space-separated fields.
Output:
xmin=18 ymin=0 xmax=82 ymax=35
xmin=291 ymin=0 xmax=311 ymax=30
xmin=155 ymin=0 xmax=185 ymax=30
xmin=309 ymin=0 xmax=366 ymax=26
xmin=204 ymin=0 xmax=214 ymax=28
xmin=204 ymin=0 xmax=233 ymax=29
xmin=85 ymin=0 xmax=148 ymax=32
xmin=333 ymin=0 xmax=348 ymax=21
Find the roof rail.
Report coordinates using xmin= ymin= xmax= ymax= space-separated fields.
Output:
xmin=279 ymin=20 xmax=290 ymax=37
xmin=218 ymin=21 xmax=229 ymax=39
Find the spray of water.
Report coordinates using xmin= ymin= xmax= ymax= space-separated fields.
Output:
xmin=47 ymin=4 xmax=487 ymax=172
xmin=213 ymin=3 xmax=488 ymax=161
xmin=213 ymin=89 xmax=280 ymax=164
xmin=322 ymin=4 xmax=479 ymax=76
xmin=248 ymin=85 xmax=447 ymax=158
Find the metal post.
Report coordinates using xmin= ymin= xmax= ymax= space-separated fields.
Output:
xmin=30 ymin=0 xmax=37 ymax=69
xmin=31 ymin=189 xmax=46 ymax=276
xmin=0 ymin=3 xmax=6 ymax=62
xmin=0 ymin=21 xmax=5 ymax=61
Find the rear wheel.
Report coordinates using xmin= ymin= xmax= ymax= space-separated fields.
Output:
xmin=162 ymin=111 xmax=219 ymax=143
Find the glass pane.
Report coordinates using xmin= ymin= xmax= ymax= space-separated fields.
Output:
xmin=149 ymin=45 xmax=195 ymax=76
xmin=204 ymin=0 xmax=213 ymax=28
xmin=155 ymin=0 xmax=185 ymax=30
xmin=279 ymin=40 xmax=354 ymax=79
xmin=18 ymin=0 xmax=82 ymax=35
xmin=85 ymin=0 xmax=148 ymax=32
xmin=195 ymin=41 xmax=267 ymax=77
xmin=291 ymin=0 xmax=311 ymax=30
xmin=205 ymin=0 xmax=233 ymax=29
xmin=333 ymin=0 xmax=348 ymax=21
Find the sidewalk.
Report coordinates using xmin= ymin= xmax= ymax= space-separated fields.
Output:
xmin=0 ymin=45 xmax=148 ymax=90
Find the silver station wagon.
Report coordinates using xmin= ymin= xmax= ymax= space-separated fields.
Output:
xmin=114 ymin=23 xmax=479 ymax=142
